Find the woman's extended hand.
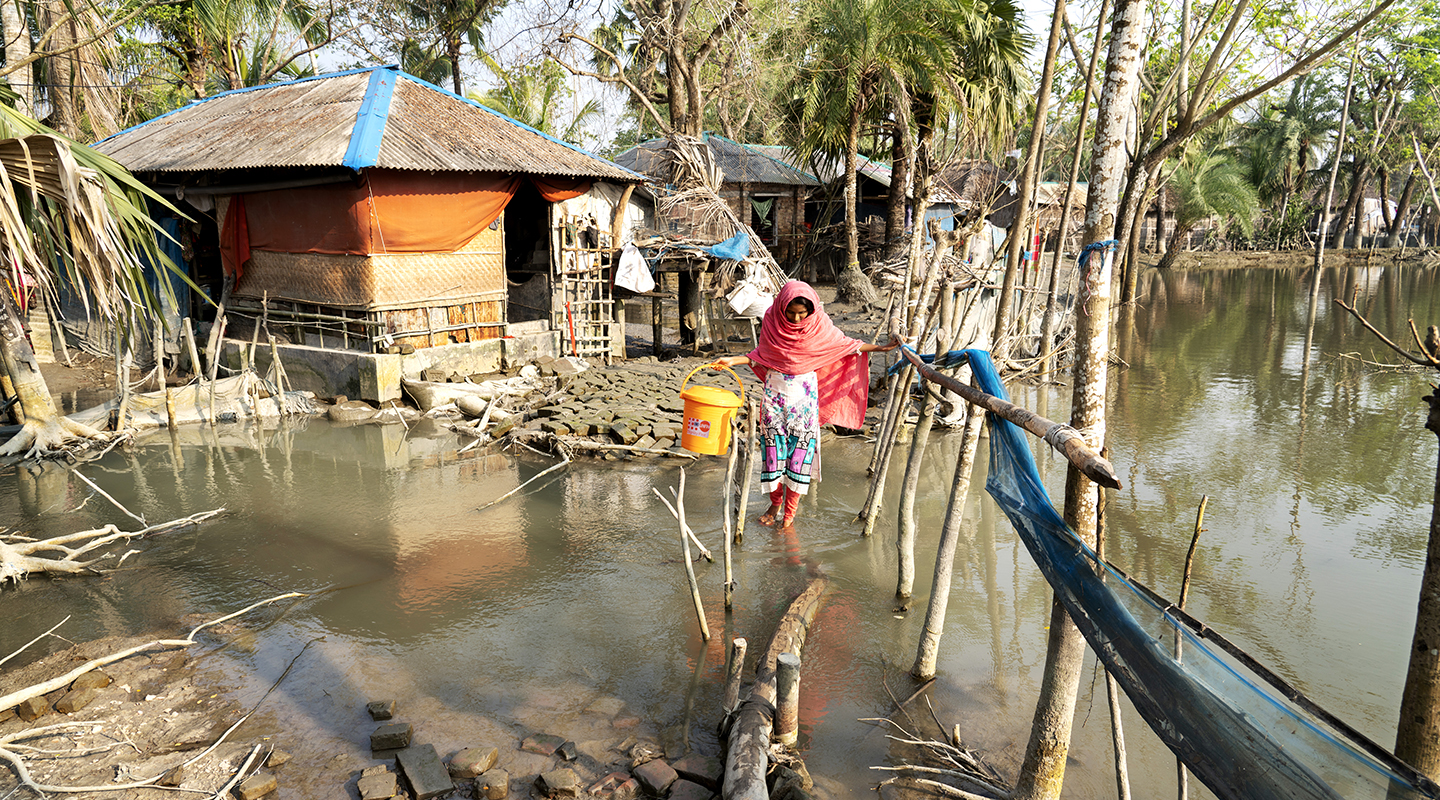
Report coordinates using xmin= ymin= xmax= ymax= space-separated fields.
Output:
xmin=713 ymin=355 xmax=749 ymax=368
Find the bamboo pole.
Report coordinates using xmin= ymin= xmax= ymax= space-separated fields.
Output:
xmin=774 ymin=652 xmax=800 ymax=746
xmin=1040 ymin=0 xmax=1110 ymax=376
xmin=165 ymin=388 xmax=177 ymax=429
xmin=116 ymin=327 xmax=132 ymax=433
xmin=151 ymin=314 xmax=165 ymax=392
xmin=723 ymin=415 xmax=739 ymax=609
xmin=675 ymin=469 xmax=711 ymax=641
xmin=1175 ymin=495 xmax=1207 ymax=800
xmin=912 ymin=403 xmax=987 ymax=678
xmin=183 ymin=318 xmax=201 ymax=378
xmin=734 ymin=399 xmax=757 ymax=544
xmin=724 ymin=637 xmax=748 ymax=714
xmin=207 ymin=313 xmax=226 ymax=426
xmin=653 ymin=488 xmax=714 ymax=562
xmin=895 ymin=347 xmax=1122 ymax=488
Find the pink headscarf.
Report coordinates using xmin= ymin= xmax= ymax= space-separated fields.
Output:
xmin=746 ymin=281 xmax=871 ymax=429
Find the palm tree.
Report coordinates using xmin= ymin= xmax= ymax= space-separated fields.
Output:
xmin=400 ymin=37 xmax=453 ymax=87
xmin=1240 ymin=76 xmax=1337 ymax=245
xmin=404 ymin=0 xmax=507 ymax=95
xmin=0 ymin=90 xmax=176 ymax=458
xmin=468 ymin=54 xmax=601 ymax=145
xmin=782 ymin=0 xmax=1027 ymax=298
xmin=1157 ymin=151 xmax=1260 ymax=268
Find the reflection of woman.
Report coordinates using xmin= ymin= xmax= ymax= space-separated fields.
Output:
xmin=716 ymin=281 xmax=899 ymax=531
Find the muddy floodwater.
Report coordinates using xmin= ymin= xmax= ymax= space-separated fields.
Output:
xmin=3 ymin=263 xmax=1438 ymax=799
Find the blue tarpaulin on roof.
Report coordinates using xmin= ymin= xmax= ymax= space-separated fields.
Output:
xmin=705 ymin=232 xmax=750 ymax=261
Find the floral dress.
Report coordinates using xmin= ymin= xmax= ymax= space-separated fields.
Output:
xmin=760 ymin=369 xmax=821 ymax=495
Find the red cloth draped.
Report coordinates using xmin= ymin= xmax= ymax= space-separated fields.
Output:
xmin=219 ymin=195 xmax=251 ymax=278
xmin=747 ymin=280 xmax=870 ymax=430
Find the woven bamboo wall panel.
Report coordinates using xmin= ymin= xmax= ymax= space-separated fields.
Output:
xmin=235 ymin=249 xmax=505 ymax=309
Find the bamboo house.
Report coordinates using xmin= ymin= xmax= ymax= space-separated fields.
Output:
xmin=94 ymin=65 xmax=645 ymax=401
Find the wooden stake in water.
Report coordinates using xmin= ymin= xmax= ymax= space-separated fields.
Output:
xmin=676 ymin=469 xmax=710 ymax=641
xmin=774 ymin=652 xmax=801 ymax=746
xmin=724 ymin=637 xmax=748 ymax=713
xmin=722 ymin=415 xmax=739 ymax=610
xmin=1176 ymin=495 xmax=1207 ymax=800
xmin=208 ymin=313 xmax=226 ymax=425
xmin=734 ymin=399 xmax=757 ymax=544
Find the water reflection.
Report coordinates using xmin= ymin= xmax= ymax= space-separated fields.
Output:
xmin=1 ymin=265 xmax=1437 ymax=799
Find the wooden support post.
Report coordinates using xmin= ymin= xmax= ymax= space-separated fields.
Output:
xmin=735 ymin=399 xmax=757 ymax=544
xmin=183 ymin=318 xmax=201 ymax=378
xmin=774 ymin=652 xmax=800 ymax=746
xmin=165 ymin=387 xmax=177 ymax=429
xmin=676 ymin=469 xmax=710 ymax=641
xmin=208 ymin=313 xmax=226 ymax=426
xmin=724 ymin=637 xmax=748 ymax=713
xmin=151 ymin=314 xmax=165 ymax=391
xmin=653 ymin=291 xmax=663 ymax=357
xmin=116 ymin=328 xmax=132 ymax=432
xmin=723 ymin=415 xmax=739 ymax=610
xmin=679 ymin=271 xmax=701 ymax=346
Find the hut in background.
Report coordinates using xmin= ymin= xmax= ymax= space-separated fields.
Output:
xmin=94 ymin=65 xmax=644 ymax=401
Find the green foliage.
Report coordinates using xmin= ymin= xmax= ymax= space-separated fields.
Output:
xmin=1171 ymin=151 xmax=1261 ymax=240
xmin=468 ymin=55 xmax=601 ymax=148
xmin=1238 ymin=76 xmax=1337 ymax=207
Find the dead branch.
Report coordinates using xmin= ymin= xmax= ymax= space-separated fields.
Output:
xmin=1334 ymin=292 xmax=1437 ymax=368
xmin=1 ymin=509 xmax=225 ymax=585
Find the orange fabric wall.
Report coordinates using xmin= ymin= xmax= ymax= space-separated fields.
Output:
xmin=241 ymin=170 xmax=541 ymax=255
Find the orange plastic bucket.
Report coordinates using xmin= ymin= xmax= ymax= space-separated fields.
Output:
xmin=679 ymin=364 xmax=745 ymax=456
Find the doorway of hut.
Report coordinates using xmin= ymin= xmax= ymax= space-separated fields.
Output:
xmin=504 ymin=182 xmax=552 ymax=325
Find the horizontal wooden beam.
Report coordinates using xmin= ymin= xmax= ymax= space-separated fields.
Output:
xmin=897 ymin=347 xmax=1123 ymax=490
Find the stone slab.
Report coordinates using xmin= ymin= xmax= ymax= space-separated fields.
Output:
xmin=672 ymin=754 xmax=722 ymax=791
xmin=478 ymin=768 xmax=510 ymax=800
xmin=588 ymin=772 xmax=641 ymax=800
xmin=358 ymin=772 xmax=397 ymax=800
xmin=55 ymin=688 xmax=98 ymax=714
xmin=448 ymin=746 xmax=499 ymax=779
xmin=535 ymin=768 xmax=580 ymax=798
xmin=370 ymin=722 xmax=413 ymax=751
xmin=16 ymin=696 xmax=49 ymax=721
xmin=521 ymin=733 xmax=568 ymax=756
xmin=668 ymin=779 xmax=716 ymax=800
xmin=633 ymin=759 xmax=678 ymax=795
xmin=70 ymin=670 xmax=112 ymax=690
xmin=235 ymin=772 xmax=278 ymax=800
xmin=396 ymin=743 xmax=454 ymax=800
xmin=366 ymin=699 xmax=396 ymax=720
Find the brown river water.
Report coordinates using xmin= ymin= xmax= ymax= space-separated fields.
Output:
xmin=2 ymin=263 xmax=1437 ymax=799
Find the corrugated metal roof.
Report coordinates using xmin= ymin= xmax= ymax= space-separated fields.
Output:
xmin=93 ymin=66 xmax=638 ymax=181
xmin=613 ymin=136 xmax=819 ymax=186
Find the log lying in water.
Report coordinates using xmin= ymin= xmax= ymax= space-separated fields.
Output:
xmin=723 ymin=577 xmax=828 ymax=800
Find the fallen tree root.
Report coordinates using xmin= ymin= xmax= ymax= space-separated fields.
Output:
xmin=0 ymin=509 xmax=225 ymax=585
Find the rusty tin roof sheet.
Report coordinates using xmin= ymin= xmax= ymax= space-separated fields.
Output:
xmin=94 ymin=66 xmax=638 ymax=181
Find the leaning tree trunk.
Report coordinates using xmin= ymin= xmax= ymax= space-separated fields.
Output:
xmin=1394 ymin=389 xmax=1440 ymax=781
xmin=1388 ymin=172 xmax=1418 ymax=248
xmin=1013 ymin=0 xmax=1147 ymax=793
xmin=1156 ymin=222 xmax=1195 ymax=269
xmin=0 ymin=289 xmax=102 ymax=458
xmin=885 ymin=107 xmax=914 ymax=263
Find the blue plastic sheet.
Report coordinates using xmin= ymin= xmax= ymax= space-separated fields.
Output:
xmin=705 ymin=232 xmax=750 ymax=261
xmin=960 ymin=349 xmax=1437 ymax=800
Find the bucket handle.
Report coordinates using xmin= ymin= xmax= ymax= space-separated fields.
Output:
xmin=682 ymin=363 xmax=746 ymax=407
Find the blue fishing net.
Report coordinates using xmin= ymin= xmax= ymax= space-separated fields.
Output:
xmin=959 ymin=349 xmax=1438 ymax=800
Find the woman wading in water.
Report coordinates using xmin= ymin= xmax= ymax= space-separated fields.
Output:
xmin=716 ymin=281 xmax=899 ymax=531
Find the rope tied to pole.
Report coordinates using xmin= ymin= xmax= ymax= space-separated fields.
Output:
xmin=1077 ymin=239 xmax=1119 ymax=317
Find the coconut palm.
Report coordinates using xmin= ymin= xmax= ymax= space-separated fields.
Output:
xmin=404 ymin=0 xmax=508 ymax=95
xmin=1157 ymin=151 xmax=1260 ymax=268
xmin=0 ymin=93 xmax=176 ymax=458
xmin=781 ymin=0 xmax=1028 ymax=299
xmin=468 ymin=54 xmax=602 ymax=145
